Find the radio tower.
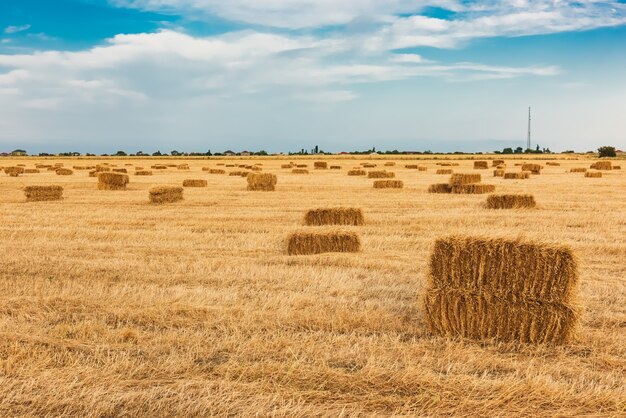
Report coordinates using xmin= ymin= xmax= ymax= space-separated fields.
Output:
xmin=527 ymin=107 xmax=531 ymax=151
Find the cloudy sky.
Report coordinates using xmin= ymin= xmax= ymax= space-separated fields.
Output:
xmin=1 ymin=0 xmax=625 ymax=154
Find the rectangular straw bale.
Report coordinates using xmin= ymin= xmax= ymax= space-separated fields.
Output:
xmin=96 ymin=165 xmax=111 ymax=172
xmin=492 ymin=159 xmax=505 ymax=167
xmin=229 ymin=171 xmax=248 ymax=176
xmin=24 ymin=185 xmax=63 ymax=202
xmin=428 ymin=183 xmax=452 ymax=193
xmin=368 ymin=170 xmax=395 ymax=178
xmin=347 ymin=169 xmax=366 ymax=176
xmin=585 ymin=171 xmax=602 ymax=178
xmin=56 ymin=168 xmax=73 ymax=175
xmin=292 ymin=168 xmax=309 ymax=174
xmin=330 ymin=165 xmax=341 ymax=169
xmin=226 ymin=164 xmax=235 ymax=167
xmin=152 ymin=165 xmax=167 ymax=170
xmin=451 ymin=184 xmax=495 ymax=194
xmin=216 ymin=163 xmax=225 ymax=166
xmin=493 ymin=169 xmax=505 ymax=177
xmin=439 ymin=162 xmax=459 ymax=166
xmin=570 ymin=168 xmax=587 ymax=173
xmin=5 ymin=167 xmax=25 ymax=177
xmin=546 ymin=162 xmax=560 ymax=166
xmin=474 ymin=161 xmax=489 ymax=169
xmin=496 ymin=164 xmax=506 ymax=169
xmin=449 ymin=173 xmax=481 ymax=185
xmin=384 ymin=162 xmax=396 ymax=166
xmin=436 ymin=169 xmax=453 ymax=175
xmin=209 ymin=169 xmax=226 ymax=174
xmin=304 ymin=208 xmax=364 ymax=226
xmin=485 ymin=194 xmax=536 ymax=209
xmin=287 ymin=230 xmax=361 ymax=255
xmin=250 ymin=166 xmax=263 ymax=171
xmin=314 ymin=161 xmax=328 ymax=169
xmin=373 ymin=180 xmax=403 ymax=189
xmin=281 ymin=164 xmax=293 ymax=168
xmin=522 ymin=163 xmax=542 ymax=174
xmin=24 ymin=169 xmax=40 ymax=174
xmin=362 ymin=163 xmax=377 ymax=168
xmin=135 ymin=170 xmax=153 ymax=176
xmin=504 ymin=172 xmax=529 ymax=179
xmin=177 ymin=164 xmax=190 ymax=170
xmin=247 ymin=173 xmax=277 ymax=191
xmin=112 ymin=168 xmax=127 ymax=173
xmin=296 ymin=164 xmax=308 ymax=168
xmin=149 ymin=186 xmax=183 ymax=203
xmin=590 ymin=161 xmax=612 ymax=170
xmin=97 ymin=172 xmax=129 ymax=190
xmin=182 ymin=179 xmax=207 ymax=187
xmin=612 ymin=165 xmax=621 ymax=169
xmin=405 ymin=164 xmax=418 ymax=169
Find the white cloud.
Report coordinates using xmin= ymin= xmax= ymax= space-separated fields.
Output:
xmin=4 ymin=24 xmax=32 ymax=34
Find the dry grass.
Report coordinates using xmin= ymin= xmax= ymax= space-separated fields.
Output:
xmin=0 ymin=155 xmax=624 ymax=417
xmin=373 ymin=180 xmax=404 ymax=188
xmin=485 ymin=194 xmax=536 ymax=209
xmin=303 ymin=208 xmax=365 ymax=226
xmin=286 ymin=230 xmax=361 ymax=255
xmin=149 ymin=186 xmax=184 ymax=204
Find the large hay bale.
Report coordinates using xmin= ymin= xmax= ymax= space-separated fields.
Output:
xmin=436 ymin=169 xmax=453 ymax=175
xmin=492 ymin=159 xmax=505 ymax=167
xmin=135 ymin=170 xmax=153 ymax=176
xmin=149 ymin=186 xmax=183 ymax=204
xmin=570 ymin=168 xmax=587 ymax=173
xmin=522 ymin=163 xmax=542 ymax=174
xmin=56 ymin=168 xmax=73 ymax=175
xmin=504 ymin=172 xmax=530 ymax=179
xmin=97 ymin=172 xmax=129 ymax=190
xmin=247 ymin=173 xmax=277 ymax=191
xmin=424 ymin=236 xmax=580 ymax=344
xmin=183 ymin=179 xmax=207 ymax=187
xmin=451 ymin=184 xmax=495 ymax=194
xmin=368 ymin=170 xmax=395 ymax=178
xmin=347 ymin=169 xmax=366 ymax=176
xmin=493 ymin=169 xmax=505 ymax=177
xmin=5 ymin=167 xmax=24 ymax=177
xmin=449 ymin=173 xmax=481 ymax=186
xmin=314 ymin=161 xmax=328 ymax=169
xmin=474 ymin=161 xmax=489 ymax=169
xmin=304 ymin=208 xmax=364 ymax=226
xmin=590 ymin=161 xmax=612 ymax=170
xmin=292 ymin=168 xmax=309 ymax=174
xmin=485 ymin=194 xmax=536 ymax=209
xmin=373 ymin=180 xmax=404 ymax=189
xmin=286 ymin=230 xmax=361 ymax=255
xmin=24 ymin=185 xmax=63 ymax=202
xmin=428 ymin=183 xmax=452 ymax=194
xmin=585 ymin=171 xmax=602 ymax=178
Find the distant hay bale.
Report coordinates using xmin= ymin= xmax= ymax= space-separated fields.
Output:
xmin=250 ymin=166 xmax=263 ymax=171
xmin=384 ymin=162 xmax=396 ymax=166
xmin=247 ymin=173 xmax=277 ymax=191
xmin=451 ymin=184 xmax=495 ymax=194
xmin=504 ymin=172 xmax=530 ymax=179
xmin=590 ymin=161 xmax=612 ymax=170
xmin=613 ymin=165 xmax=621 ymax=170
xmin=585 ymin=171 xmax=602 ymax=178
xmin=485 ymin=194 xmax=536 ymax=209
xmin=439 ymin=162 xmax=459 ymax=166
xmin=436 ymin=169 xmax=453 ymax=175
xmin=570 ymin=168 xmax=587 ymax=173
xmin=522 ymin=163 xmax=542 ymax=174
xmin=112 ymin=168 xmax=127 ymax=173
xmin=474 ymin=161 xmax=489 ymax=169
xmin=149 ymin=186 xmax=183 ymax=204
xmin=405 ymin=164 xmax=418 ymax=169
xmin=496 ymin=164 xmax=506 ymax=169
xmin=135 ymin=170 xmax=153 ymax=176
xmin=167 ymin=164 xmax=177 ymax=168
xmin=368 ymin=170 xmax=395 ymax=178
xmin=201 ymin=167 xmax=211 ymax=171
xmin=134 ymin=166 xmax=144 ymax=170
xmin=423 ymin=236 xmax=580 ymax=344
xmin=449 ymin=173 xmax=481 ymax=185
xmin=55 ymin=168 xmax=73 ymax=175
xmin=183 ymin=179 xmax=207 ymax=187
xmin=373 ymin=180 xmax=404 ymax=189
xmin=296 ymin=164 xmax=308 ymax=168
xmin=96 ymin=165 xmax=111 ymax=172
xmin=314 ymin=161 xmax=328 ymax=169
xmin=209 ymin=169 xmax=226 ymax=174
xmin=216 ymin=163 xmax=225 ymax=166
xmin=303 ymin=208 xmax=365 ymax=226
xmin=54 ymin=163 xmax=64 ymax=167
xmin=229 ymin=171 xmax=249 ymax=177
xmin=152 ymin=165 xmax=167 ymax=170
xmin=417 ymin=166 xmax=428 ymax=171
xmin=292 ymin=168 xmax=309 ymax=174
xmin=493 ymin=169 xmax=505 ymax=177
xmin=362 ymin=163 xmax=376 ymax=168
xmin=35 ymin=164 xmax=52 ymax=169
xmin=97 ymin=172 xmax=129 ymax=190
xmin=5 ymin=166 xmax=25 ymax=177
xmin=546 ymin=162 xmax=560 ymax=166
xmin=428 ymin=183 xmax=452 ymax=194
xmin=24 ymin=185 xmax=63 ymax=202
xmin=24 ymin=169 xmax=40 ymax=174
xmin=177 ymin=164 xmax=190 ymax=170
xmin=89 ymin=171 xmax=97 ymax=177
xmin=226 ymin=164 xmax=235 ymax=167
xmin=281 ymin=164 xmax=293 ymax=169
xmin=330 ymin=165 xmax=341 ymax=170
xmin=492 ymin=159 xmax=505 ymax=167
xmin=347 ymin=169 xmax=366 ymax=176
xmin=286 ymin=230 xmax=361 ymax=255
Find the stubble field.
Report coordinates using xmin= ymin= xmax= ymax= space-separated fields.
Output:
xmin=0 ymin=155 xmax=625 ymax=417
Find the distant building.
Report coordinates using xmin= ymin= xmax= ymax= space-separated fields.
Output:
xmin=223 ymin=150 xmax=235 ymax=156
xmin=11 ymin=149 xmax=27 ymax=156
xmin=240 ymin=150 xmax=251 ymax=156
xmin=0 ymin=152 xmax=8 ymax=157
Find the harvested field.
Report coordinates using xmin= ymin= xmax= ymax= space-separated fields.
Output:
xmin=0 ymin=156 xmax=624 ymax=417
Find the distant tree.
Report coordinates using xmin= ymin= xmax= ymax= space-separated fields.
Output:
xmin=502 ymin=147 xmax=513 ymax=154
xmin=514 ymin=147 xmax=523 ymax=154
xmin=152 ymin=150 xmax=162 ymax=156
xmin=597 ymin=146 xmax=616 ymax=158
xmin=561 ymin=150 xmax=575 ymax=154
xmin=206 ymin=149 xmax=212 ymax=156
xmin=171 ymin=150 xmax=180 ymax=156
xmin=255 ymin=150 xmax=268 ymax=156
xmin=115 ymin=150 xmax=127 ymax=156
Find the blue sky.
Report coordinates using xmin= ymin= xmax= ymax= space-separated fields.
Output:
xmin=1 ymin=0 xmax=625 ymax=153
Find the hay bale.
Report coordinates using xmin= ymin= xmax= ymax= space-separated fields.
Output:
xmin=24 ymin=169 xmax=40 ymax=174
xmin=424 ymin=236 xmax=580 ymax=344
xmin=281 ymin=164 xmax=293 ymax=169
xmin=613 ymin=165 xmax=621 ymax=170
xmin=570 ymin=168 xmax=587 ymax=173
xmin=436 ymin=169 xmax=453 ymax=175
xmin=449 ymin=173 xmax=481 ymax=185
xmin=546 ymin=162 xmax=560 ymax=166
xmin=149 ymin=186 xmax=183 ymax=203
xmin=330 ymin=165 xmax=341 ymax=170
xmin=247 ymin=173 xmax=277 ymax=191
xmin=229 ymin=171 xmax=249 ymax=177
xmin=135 ymin=170 xmax=153 ymax=176
xmin=451 ymin=184 xmax=495 ymax=194
xmin=485 ymin=194 xmax=536 ymax=209
xmin=97 ymin=172 xmax=129 ymax=190
xmin=373 ymin=180 xmax=404 ymax=189
xmin=226 ymin=164 xmax=236 ymax=167
xmin=347 ymin=170 xmax=366 ymax=176
xmin=590 ymin=161 xmax=612 ymax=170
xmin=250 ymin=166 xmax=263 ymax=171
xmin=177 ymin=164 xmax=190 ymax=170
xmin=428 ymin=183 xmax=452 ymax=194
xmin=504 ymin=172 xmax=530 ymax=179
xmin=405 ymin=164 xmax=418 ymax=169
xmin=493 ymin=169 xmax=505 ymax=177
xmin=439 ymin=162 xmax=459 ymax=167
xmin=182 ymin=179 xmax=207 ymax=187
xmin=24 ymin=185 xmax=63 ymax=202
xmin=209 ymin=169 xmax=226 ymax=174
xmin=474 ymin=161 xmax=489 ymax=169
xmin=314 ymin=161 xmax=328 ymax=169
xmin=286 ymin=230 xmax=361 ymax=255
xmin=89 ymin=171 xmax=97 ymax=177
xmin=585 ymin=171 xmax=602 ymax=178
xmin=417 ymin=166 xmax=428 ymax=171
xmin=216 ymin=163 xmax=225 ymax=166
xmin=152 ymin=165 xmax=167 ymax=170
xmin=55 ymin=168 xmax=73 ymax=175
xmin=96 ymin=165 xmax=111 ymax=172
xmin=368 ymin=170 xmax=395 ymax=178
xmin=303 ymin=208 xmax=364 ymax=226
xmin=112 ymin=168 xmax=127 ymax=173
xmin=492 ymin=159 xmax=505 ymax=167
xmin=384 ymin=162 xmax=396 ymax=166
xmin=4 ymin=167 xmax=24 ymax=177
xmin=296 ymin=164 xmax=308 ymax=168
xmin=292 ymin=168 xmax=309 ymax=174
xmin=362 ymin=163 xmax=376 ymax=168
xmin=522 ymin=163 xmax=542 ymax=174
xmin=54 ymin=163 xmax=64 ymax=167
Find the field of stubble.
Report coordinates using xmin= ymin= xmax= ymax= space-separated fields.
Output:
xmin=0 ymin=155 xmax=625 ymax=417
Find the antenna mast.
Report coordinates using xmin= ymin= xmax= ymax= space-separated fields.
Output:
xmin=527 ymin=107 xmax=531 ymax=151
